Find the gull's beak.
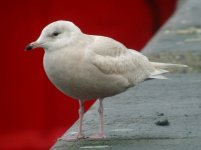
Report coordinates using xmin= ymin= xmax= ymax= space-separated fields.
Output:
xmin=25 ymin=41 xmax=42 ymax=51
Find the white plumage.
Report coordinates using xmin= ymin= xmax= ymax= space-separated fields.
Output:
xmin=25 ymin=20 xmax=187 ymax=140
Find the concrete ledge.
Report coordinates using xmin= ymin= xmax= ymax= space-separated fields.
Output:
xmin=143 ymin=0 xmax=201 ymax=73
xmin=52 ymin=74 xmax=201 ymax=150
xmin=53 ymin=138 xmax=201 ymax=150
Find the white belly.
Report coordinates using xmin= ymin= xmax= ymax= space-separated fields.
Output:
xmin=43 ymin=50 xmax=129 ymax=100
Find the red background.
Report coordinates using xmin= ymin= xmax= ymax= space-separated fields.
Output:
xmin=0 ymin=0 xmax=176 ymax=149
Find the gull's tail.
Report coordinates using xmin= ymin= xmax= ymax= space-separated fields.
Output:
xmin=149 ymin=62 xmax=188 ymax=80
xmin=150 ymin=62 xmax=188 ymax=69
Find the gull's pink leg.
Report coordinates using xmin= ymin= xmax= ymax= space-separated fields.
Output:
xmin=99 ymin=99 xmax=105 ymax=137
xmin=77 ymin=100 xmax=85 ymax=138
xmin=60 ymin=100 xmax=87 ymax=141
xmin=90 ymin=98 xmax=106 ymax=139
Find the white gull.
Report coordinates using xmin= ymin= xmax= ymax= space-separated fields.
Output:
xmin=25 ymin=20 xmax=187 ymax=140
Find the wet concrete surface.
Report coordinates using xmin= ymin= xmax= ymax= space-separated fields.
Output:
xmin=51 ymin=74 xmax=201 ymax=149
xmin=143 ymin=0 xmax=201 ymax=73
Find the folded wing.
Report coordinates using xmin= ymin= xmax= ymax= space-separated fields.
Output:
xmin=89 ymin=36 xmax=156 ymax=85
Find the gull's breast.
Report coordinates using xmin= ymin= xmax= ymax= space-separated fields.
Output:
xmin=43 ymin=49 xmax=130 ymax=100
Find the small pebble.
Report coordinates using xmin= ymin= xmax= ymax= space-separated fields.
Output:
xmin=155 ymin=119 xmax=170 ymax=126
xmin=156 ymin=112 xmax=164 ymax=116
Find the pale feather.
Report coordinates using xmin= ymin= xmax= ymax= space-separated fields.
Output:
xmin=88 ymin=36 xmax=156 ymax=85
xmin=151 ymin=62 xmax=188 ymax=69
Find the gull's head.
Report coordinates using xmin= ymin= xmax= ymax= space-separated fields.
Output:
xmin=25 ymin=20 xmax=82 ymax=51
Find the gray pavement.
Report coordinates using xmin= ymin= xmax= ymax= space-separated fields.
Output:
xmin=51 ymin=0 xmax=201 ymax=149
xmin=143 ymin=0 xmax=201 ymax=73
xmin=52 ymin=74 xmax=201 ymax=150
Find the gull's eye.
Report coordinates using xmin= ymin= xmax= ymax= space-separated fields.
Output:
xmin=52 ymin=32 xmax=60 ymax=37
